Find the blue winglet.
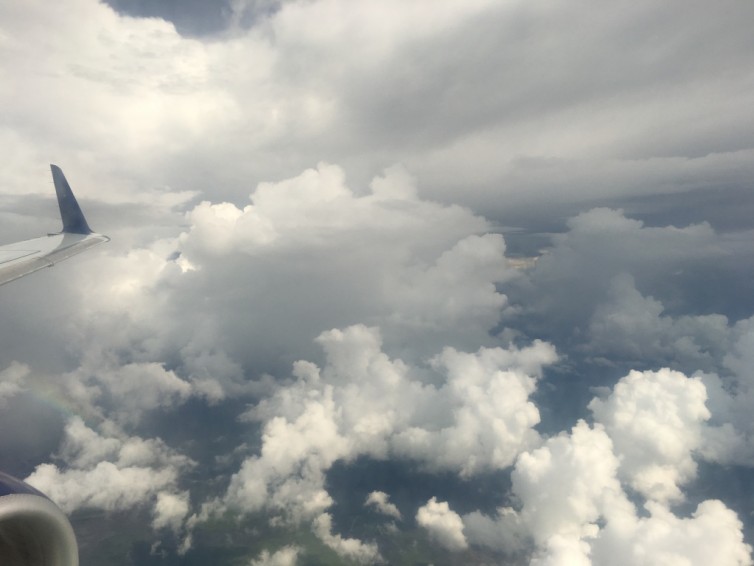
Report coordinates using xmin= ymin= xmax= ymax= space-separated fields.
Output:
xmin=50 ymin=164 xmax=92 ymax=234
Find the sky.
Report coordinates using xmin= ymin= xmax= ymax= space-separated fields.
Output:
xmin=1 ymin=0 xmax=754 ymax=564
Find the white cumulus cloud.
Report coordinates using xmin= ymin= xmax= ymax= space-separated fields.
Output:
xmin=248 ymin=546 xmax=301 ymax=566
xmin=221 ymin=324 xmax=555 ymax=523
xmin=468 ymin=392 xmax=751 ymax=565
xmin=589 ymin=368 xmax=710 ymax=503
xmin=25 ymin=416 xmax=193 ymax=535
xmin=312 ymin=513 xmax=381 ymax=564
xmin=416 ymin=497 xmax=468 ymax=552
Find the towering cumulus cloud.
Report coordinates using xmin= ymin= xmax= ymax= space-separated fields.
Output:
xmin=589 ymin=368 xmax=710 ymax=503
xmin=416 ymin=497 xmax=467 ymax=551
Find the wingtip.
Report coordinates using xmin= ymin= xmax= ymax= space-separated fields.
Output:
xmin=50 ymin=165 xmax=93 ymax=235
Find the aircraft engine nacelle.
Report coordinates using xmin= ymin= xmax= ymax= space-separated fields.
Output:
xmin=0 ymin=471 xmax=77 ymax=566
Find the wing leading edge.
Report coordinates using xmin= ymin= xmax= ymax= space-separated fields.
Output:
xmin=0 ymin=165 xmax=109 ymax=286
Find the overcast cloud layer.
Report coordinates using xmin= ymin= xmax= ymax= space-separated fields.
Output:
xmin=1 ymin=1 xmax=753 ymax=564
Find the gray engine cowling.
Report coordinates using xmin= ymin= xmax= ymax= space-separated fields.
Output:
xmin=0 ymin=472 xmax=78 ymax=566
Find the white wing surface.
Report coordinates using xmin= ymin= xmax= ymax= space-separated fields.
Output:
xmin=0 ymin=165 xmax=109 ymax=286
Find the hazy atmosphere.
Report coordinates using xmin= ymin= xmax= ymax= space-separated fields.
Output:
xmin=1 ymin=1 xmax=754 ymax=564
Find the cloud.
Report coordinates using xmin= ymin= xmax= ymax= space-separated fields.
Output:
xmin=5 ymin=0 xmax=753 ymax=218
xmin=416 ymin=497 xmax=467 ymax=552
xmin=364 ymin=491 xmax=401 ymax=520
xmin=152 ymin=491 xmax=191 ymax=533
xmin=39 ymin=162 xmax=510 ymax=403
xmin=586 ymin=274 xmax=732 ymax=371
xmin=2 ymin=162 xmax=751 ymax=564
xmin=462 ymin=506 xmax=527 ymax=557
xmin=311 ymin=513 xmax=381 ymax=564
xmin=209 ymin=324 xmax=555 ymax=560
xmin=512 ymin=421 xmax=623 ymax=550
xmin=0 ymin=362 xmax=28 ymax=404
xmin=696 ymin=316 xmax=754 ymax=465
xmin=391 ymin=338 xmax=555 ymax=476
xmin=27 ymin=462 xmax=174 ymax=512
xmin=220 ymin=324 xmax=555 ymax=522
xmin=2 ymin=0 xmax=754 ymax=563
xmin=468 ymin=388 xmax=751 ymax=565
xmin=589 ymin=368 xmax=710 ymax=503
xmin=2 ymin=154 xmax=538 ymax=560
xmin=0 ymin=0 xmax=233 ymax=202
xmin=548 ymin=265 xmax=754 ymax=472
xmin=248 ymin=545 xmax=301 ymax=566
xmin=62 ymin=360 xmax=193 ymax=425
xmin=25 ymin=416 xmax=193 ymax=532
xmin=499 ymin=208 xmax=754 ymax=427
xmin=591 ymin=500 xmax=752 ymax=566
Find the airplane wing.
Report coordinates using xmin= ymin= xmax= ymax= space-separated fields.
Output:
xmin=0 ymin=165 xmax=109 ymax=286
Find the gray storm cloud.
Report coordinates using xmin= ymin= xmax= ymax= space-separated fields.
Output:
xmin=2 ymin=0 xmax=754 ymax=211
